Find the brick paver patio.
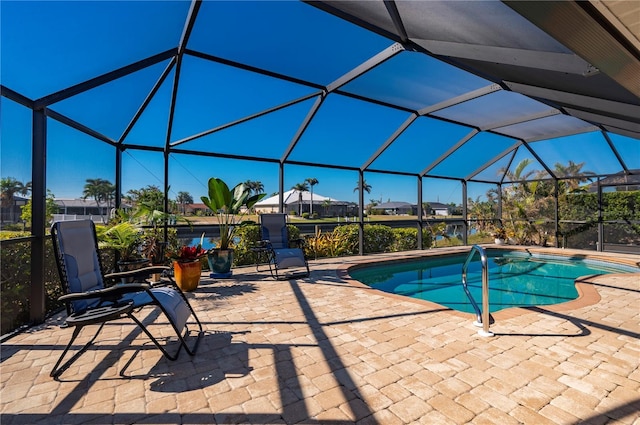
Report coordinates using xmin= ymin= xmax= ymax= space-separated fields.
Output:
xmin=1 ymin=247 xmax=639 ymax=424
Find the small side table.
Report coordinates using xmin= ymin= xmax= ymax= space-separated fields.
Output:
xmin=250 ymin=246 xmax=271 ymax=272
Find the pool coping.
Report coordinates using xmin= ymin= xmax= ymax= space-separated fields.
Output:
xmin=336 ymin=245 xmax=640 ymax=321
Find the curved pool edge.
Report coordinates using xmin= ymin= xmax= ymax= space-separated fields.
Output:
xmin=336 ymin=245 xmax=639 ymax=321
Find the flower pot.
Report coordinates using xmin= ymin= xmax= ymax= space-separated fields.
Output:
xmin=207 ymin=249 xmax=234 ymax=278
xmin=173 ymin=260 xmax=202 ymax=291
xmin=494 ymin=238 xmax=505 ymax=245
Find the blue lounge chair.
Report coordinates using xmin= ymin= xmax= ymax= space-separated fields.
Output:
xmin=50 ymin=220 xmax=202 ymax=378
xmin=258 ymin=213 xmax=310 ymax=280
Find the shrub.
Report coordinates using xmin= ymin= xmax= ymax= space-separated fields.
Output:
xmin=331 ymin=224 xmax=360 ymax=255
xmin=307 ymin=224 xmax=435 ymax=257
xmin=232 ymin=224 xmax=261 ymax=266
xmin=329 ymin=224 xmax=397 ymax=254
xmin=391 ymin=227 xmax=433 ymax=251
xmin=287 ymin=224 xmax=301 ymax=241
xmin=305 ymin=227 xmax=357 ymax=258
xmin=364 ymin=224 xmax=396 ymax=253
xmin=2 ymin=223 xmax=25 ymax=231
xmin=0 ymin=234 xmax=63 ymax=335
xmin=301 ymin=212 xmax=310 ymax=219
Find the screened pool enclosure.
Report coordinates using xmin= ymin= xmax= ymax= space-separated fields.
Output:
xmin=1 ymin=0 xmax=638 ymax=328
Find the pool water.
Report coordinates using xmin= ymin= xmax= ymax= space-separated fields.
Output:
xmin=350 ymin=251 xmax=637 ymax=313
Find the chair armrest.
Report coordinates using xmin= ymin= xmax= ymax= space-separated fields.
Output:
xmin=58 ymin=283 xmax=150 ymax=302
xmin=104 ymin=266 xmax=170 ymax=281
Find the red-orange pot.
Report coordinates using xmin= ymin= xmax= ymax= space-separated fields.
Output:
xmin=173 ymin=260 xmax=202 ymax=292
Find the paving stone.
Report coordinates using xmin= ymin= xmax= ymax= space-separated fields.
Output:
xmin=433 ymin=376 xmax=472 ymax=399
xmin=455 ymin=392 xmax=490 ymax=415
xmin=595 ymin=395 xmax=640 ymax=423
xmin=313 ymin=385 xmax=350 ymax=410
xmin=337 ymin=397 xmax=372 ymax=422
xmin=527 ymin=375 xmax=568 ymax=399
xmin=388 ymin=394 xmax=432 ymax=423
xmin=357 ymin=409 xmax=404 ymax=425
xmin=428 ymin=394 xmax=474 ymax=423
xmin=379 ymin=382 xmax=412 ymax=403
xmin=356 ymin=384 xmax=393 ymax=411
xmin=397 ymin=375 xmax=438 ymax=400
xmin=470 ymin=385 xmax=519 ymax=412
xmin=540 ymin=404 xmax=583 ymax=424
xmin=510 ymin=386 xmax=552 ymax=410
xmin=363 ymin=368 xmax=401 ymax=389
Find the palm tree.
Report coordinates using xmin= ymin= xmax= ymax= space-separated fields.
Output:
xmin=1 ymin=177 xmax=31 ymax=222
xmin=353 ymin=180 xmax=372 ymax=194
xmin=554 ymin=160 xmax=595 ymax=194
xmin=82 ymin=178 xmax=115 ymax=222
xmin=291 ymin=182 xmax=309 ymax=216
xmin=243 ymin=180 xmax=264 ymax=196
xmin=18 ymin=181 xmax=31 ymax=198
xmin=1 ymin=177 xmax=29 ymax=204
xmin=322 ymin=198 xmax=332 ymax=216
xmin=176 ymin=191 xmax=193 ymax=214
xmin=498 ymin=159 xmax=551 ymax=244
xmin=305 ymin=178 xmax=319 ymax=215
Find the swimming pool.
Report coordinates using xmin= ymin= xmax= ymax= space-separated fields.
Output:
xmin=349 ymin=249 xmax=639 ymax=314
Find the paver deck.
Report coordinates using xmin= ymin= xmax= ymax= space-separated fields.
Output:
xmin=1 ymin=247 xmax=639 ymax=424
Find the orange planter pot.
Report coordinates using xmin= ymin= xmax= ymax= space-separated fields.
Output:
xmin=173 ymin=260 xmax=202 ymax=292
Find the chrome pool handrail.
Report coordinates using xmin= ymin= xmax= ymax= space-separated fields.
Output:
xmin=462 ymin=245 xmax=494 ymax=337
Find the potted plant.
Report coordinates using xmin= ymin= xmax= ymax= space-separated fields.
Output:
xmin=167 ymin=234 xmax=207 ymax=291
xmin=134 ymin=202 xmax=191 ymax=280
xmin=492 ymin=226 xmax=507 ymax=245
xmin=97 ymin=222 xmax=149 ymax=275
xmin=200 ymin=177 xmax=266 ymax=277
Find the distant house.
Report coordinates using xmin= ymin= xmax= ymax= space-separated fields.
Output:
xmin=53 ymin=199 xmax=113 ymax=224
xmin=370 ymin=201 xmax=451 ymax=216
xmin=373 ymin=202 xmax=415 ymax=215
xmin=427 ymin=202 xmax=451 ymax=216
xmin=0 ymin=195 xmax=28 ymax=225
xmin=184 ymin=203 xmax=209 ymax=215
xmin=255 ymin=190 xmax=356 ymax=217
xmin=588 ymin=170 xmax=640 ymax=192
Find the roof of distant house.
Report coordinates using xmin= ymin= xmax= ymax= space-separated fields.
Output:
xmin=375 ymin=202 xmax=414 ymax=209
xmin=256 ymin=190 xmax=350 ymax=206
xmin=588 ymin=169 xmax=640 ymax=192
xmin=428 ymin=202 xmax=451 ymax=210
xmin=372 ymin=201 xmax=451 ymax=210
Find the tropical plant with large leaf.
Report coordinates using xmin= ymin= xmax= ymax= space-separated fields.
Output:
xmin=96 ymin=221 xmax=143 ymax=262
xmin=201 ymin=178 xmax=266 ymax=250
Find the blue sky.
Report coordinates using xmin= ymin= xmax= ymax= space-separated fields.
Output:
xmin=1 ymin=1 xmax=637 ymax=206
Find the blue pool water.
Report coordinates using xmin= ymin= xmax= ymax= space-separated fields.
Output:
xmin=350 ymin=250 xmax=638 ymax=313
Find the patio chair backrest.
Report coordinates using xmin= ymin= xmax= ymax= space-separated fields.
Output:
xmin=260 ymin=213 xmax=288 ymax=249
xmin=52 ymin=220 xmax=105 ymax=314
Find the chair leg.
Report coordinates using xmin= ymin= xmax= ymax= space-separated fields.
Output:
xmin=128 ymin=308 xmax=202 ymax=361
xmin=50 ymin=323 xmax=105 ymax=379
xmin=165 ymin=277 xmax=204 ymax=356
xmin=128 ymin=314 xmax=182 ymax=361
xmin=150 ymin=277 xmax=205 ymax=353
xmin=267 ymin=261 xmax=279 ymax=280
xmin=268 ymin=260 xmax=310 ymax=280
xmin=177 ymin=303 xmax=203 ymax=357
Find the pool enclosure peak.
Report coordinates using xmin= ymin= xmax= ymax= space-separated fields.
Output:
xmin=1 ymin=0 xmax=638 ymax=186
